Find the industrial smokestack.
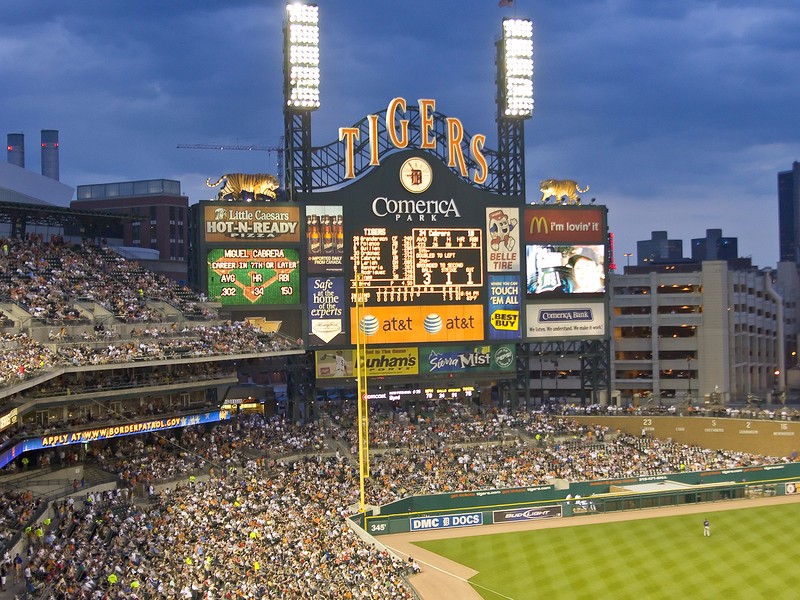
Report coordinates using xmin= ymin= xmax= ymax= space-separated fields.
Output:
xmin=41 ymin=129 xmax=59 ymax=181
xmin=7 ymin=133 xmax=24 ymax=168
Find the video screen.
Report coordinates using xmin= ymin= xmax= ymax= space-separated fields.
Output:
xmin=526 ymin=244 xmax=605 ymax=298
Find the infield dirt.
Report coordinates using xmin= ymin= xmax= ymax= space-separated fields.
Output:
xmin=381 ymin=494 xmax=800 ymax=600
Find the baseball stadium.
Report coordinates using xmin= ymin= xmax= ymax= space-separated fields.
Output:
xmin=1 ymin=3 xmax=798 ymax=600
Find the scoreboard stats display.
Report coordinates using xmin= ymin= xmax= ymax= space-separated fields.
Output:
xmin=207 ymin=248 xmax=300 ymax=305
xmin=352 ymin=226 xmax=483 ymax=304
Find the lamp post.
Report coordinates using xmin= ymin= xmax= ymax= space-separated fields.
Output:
xmin=539 ymin=352 xmax=544 ymax=407
xmin=687 ymin=357 xmax=694 ymax=403
xmin=552 ymin=360 xmax=559 ymax=404
xmin=624 ymin=252 xmax=633 ymax=268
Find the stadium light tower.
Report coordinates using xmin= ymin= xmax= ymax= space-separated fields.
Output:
xmin=283 ymin=2 xmax=319 ymax=199
xmin=499 ymin=18 xmax=533 ymax=118
xmin=284 ymin=3 xmax=320 ymax=111
xmin=495 ymin=17 xmax=533 ymax=197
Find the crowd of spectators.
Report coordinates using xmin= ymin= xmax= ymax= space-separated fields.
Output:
xmin=0 ymin=236 xmax=302 ymax=388
xmin=1 ymin=405 xmax=794 ymax=599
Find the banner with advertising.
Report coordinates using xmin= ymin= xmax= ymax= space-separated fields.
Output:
xmin=306 ymin=205 xmax=344 ymax=274
xmin=0 ymin=411 xmax=232 ymax=470
xmin=488 ymin=274 xmax=521 ymax=340
xmin=315 ymin=347 xmax=419 ymax=378
xmin=493 ymin=505 xmax=563 ymax=523
xmin=419 ymin=344 xmax=516 ymax=374
xmin=349 ymin=304 xmax=483 ymax=345
xmin=486 ymin=207 xmax=520 ymax=272
xmin=308 ymin=277 xmax=346 ymax=345
xmin=525 ymin=302 xmax=606 ymax=340
xmin=523 ymin=206 xmax=605 ymax=244
xmin=204 ymin=204 xmax=300 ymax=243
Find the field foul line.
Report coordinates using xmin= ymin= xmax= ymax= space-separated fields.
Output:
xmin=384 ymin=545 xmax=515 ymax=600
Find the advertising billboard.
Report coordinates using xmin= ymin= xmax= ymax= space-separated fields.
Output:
xmin=523 ymin=206 xmax=605 ymax=245
xmin=350 ymin=304 xmax=483 ymax=345
xmin=526 ymin=244 xmax=606 ymax=298
xmin=315 ymin=347 xmax=419 ymax=378
xmin=206 ymin=248 xmax=300 ymax=305
xmin=308 ymin=277 xmax=346 ymax=345
xmin=486 ymin=207 xmax=520 ymax=272
xmin=525 ymin=302 xmax=606 ymax=339
xmin=306 ymin=205 xmax=344 ymax=274
xmin=488 ymin=274 xmax=521 ymax=340
xmin=204 ymin=204 xmax=300 ymax=243
xmin=418 ymin=344 xmax=515 ymax=375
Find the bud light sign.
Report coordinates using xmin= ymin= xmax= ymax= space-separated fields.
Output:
xmin=493 ymin=505 xmax=562 ymax=523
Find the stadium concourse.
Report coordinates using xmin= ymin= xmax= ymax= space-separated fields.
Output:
xmin=0 ymin=235 xmax=796 ymax=598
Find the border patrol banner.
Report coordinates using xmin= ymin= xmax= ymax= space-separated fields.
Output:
xmin=0 ymin=410 xmax=232 ymax=470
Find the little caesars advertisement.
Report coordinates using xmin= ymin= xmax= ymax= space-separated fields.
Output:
xmin=420 ymin=344 xmax=515 ymax=374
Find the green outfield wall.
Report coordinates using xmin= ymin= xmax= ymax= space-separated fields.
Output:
xmin=359 ymin=463 xmax=800 ymax=535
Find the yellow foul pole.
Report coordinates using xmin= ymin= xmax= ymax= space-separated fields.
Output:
xmin=354 ymin=272 xmax=370 ymax=512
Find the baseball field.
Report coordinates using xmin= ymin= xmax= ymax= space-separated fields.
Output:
xmin=383 ymin=495 xmax=800 ymax=600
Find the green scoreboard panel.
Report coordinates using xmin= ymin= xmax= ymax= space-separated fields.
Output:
xmin=206 ymin=248 xmax=300 ymax=305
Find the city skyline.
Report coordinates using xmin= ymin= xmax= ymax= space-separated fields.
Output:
xmin=1 ymin=1 xmax=798 ymax=269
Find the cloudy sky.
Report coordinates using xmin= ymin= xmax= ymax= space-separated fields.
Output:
xmin=1 ymin=0 xmax=798 ymax=268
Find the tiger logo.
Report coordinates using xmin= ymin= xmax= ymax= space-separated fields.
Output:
xmin=539 ymin=179 xmax=589 ymax=205
xmin=206 ymin=173 xmax=280 ymax=201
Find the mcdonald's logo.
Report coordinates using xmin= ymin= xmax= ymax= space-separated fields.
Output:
xmin=524 ymin=207 xmax=605 ymax=244
xmin=529 ymin=216 xmax=548 ymax=235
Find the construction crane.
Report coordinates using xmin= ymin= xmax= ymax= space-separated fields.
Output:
xmin=177 ymin=139 xmax=285 ymax=189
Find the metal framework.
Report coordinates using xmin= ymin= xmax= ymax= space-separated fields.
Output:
xmin=0 ymin=200 xmax=132 ymax=238
xmin=284 ymin=104 xmax=513 ymax=197
xmin=496 ymin=119 xmax=526 ymax=198
xmin=524 ymin=339 xmax=611 ymax=406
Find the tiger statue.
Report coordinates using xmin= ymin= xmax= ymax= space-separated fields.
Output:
xmin=539 ymin=179 xmax=589 ymax=205
xmin=206 ymin=173 xmax=280 ymax=200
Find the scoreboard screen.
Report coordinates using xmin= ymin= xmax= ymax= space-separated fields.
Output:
xmin=207 ymin=248 xmax=300 ymax=305
xmin=351 ymin=227 xmax=483 ymax=305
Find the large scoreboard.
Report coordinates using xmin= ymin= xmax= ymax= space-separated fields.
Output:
xmin=299 ymin=150 xmax=522 ymax=347
xmin=352 ymin=226 xmax=483 ymax=303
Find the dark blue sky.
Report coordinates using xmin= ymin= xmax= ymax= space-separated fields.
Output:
xmin=1 ymin=1 xmax=798 ymax=268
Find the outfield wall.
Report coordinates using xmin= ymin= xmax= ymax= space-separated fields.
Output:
xmin=360 ymin=463 xmax=800 ymax=536
xmin=568 ymin=415 xmax=799 ymax=457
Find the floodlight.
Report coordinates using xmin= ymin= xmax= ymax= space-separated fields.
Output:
xmin=284 ymin=3 xmax=320 ymax=110
xmin=500 ymin=18 xmax=533 ymax=118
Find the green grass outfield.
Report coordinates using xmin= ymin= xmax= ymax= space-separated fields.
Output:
xmin=414 ymin=503 xmax=800 ymax=600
